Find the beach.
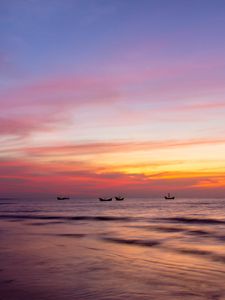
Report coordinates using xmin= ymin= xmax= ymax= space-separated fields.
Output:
xmin=1 ymin=198 xmax=225 ymax=300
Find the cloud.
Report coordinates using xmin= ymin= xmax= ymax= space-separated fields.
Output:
xmin=2 ymin=55 xmax=225 ymax=110
xmin=22 ymin=138 xmax=225 ymax=158
xmin=0 ymin=56 xmax=225 ymax=141
xmin=1 ymin=153 xmax=225 ymax=198
xmin=0 ymin=60 xmax=225 ymax=131
xmin=0 ymin=109 xmax=69 ymax=138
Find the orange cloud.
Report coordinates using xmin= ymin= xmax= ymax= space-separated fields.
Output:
xmin=1 ymin=155 xmax=225 ymax=199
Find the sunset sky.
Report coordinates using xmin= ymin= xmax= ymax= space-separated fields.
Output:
xmin=1 ymin=0 xmax=225 ymax=199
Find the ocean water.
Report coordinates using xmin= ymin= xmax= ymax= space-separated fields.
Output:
xmin=1 ymin=197 xmax=225 ymax=300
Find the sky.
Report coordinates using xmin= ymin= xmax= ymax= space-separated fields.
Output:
xmin=1 ymin=0 xmax=225 ymax=199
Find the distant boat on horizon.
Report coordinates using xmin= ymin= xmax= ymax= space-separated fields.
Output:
xmin=115 ymin=196 xmax=124 ymax=201
xmin=99 ymin=197 xmax=112 ymax=202
xmin=57 ymin=197 xmax=70 ymax=200
xmin=164 ymin=193 xmax=175 ymax=200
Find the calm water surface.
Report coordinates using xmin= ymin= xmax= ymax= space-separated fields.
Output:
xmin=1 ymin=198 xmax=225 ymax=300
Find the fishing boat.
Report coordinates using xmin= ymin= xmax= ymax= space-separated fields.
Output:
xmin=57 ymin=197 xmax=70 ymax=200
xmin=164 ymin=193 xmax=175 ymax=200
xmin=99 ymin=197 xmax=112 ymax=201
xmin=115 ymin=196 xmax=124 ymax=201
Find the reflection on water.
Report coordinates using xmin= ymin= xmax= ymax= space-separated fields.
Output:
xmin=1 ymin=198 xmax=225 ymax=299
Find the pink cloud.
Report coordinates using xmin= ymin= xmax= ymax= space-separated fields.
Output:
xmin=2 ymin=57 xmax=225 ymax=111
xmin=22 ymin=138 xmax=225 ymax=158
xmin=0 ymin=109 xmax=69 ymax=137
xmin=0 ymin=56 xmax=224 ymax=140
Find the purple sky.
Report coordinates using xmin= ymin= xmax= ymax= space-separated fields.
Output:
xmin=1 ymin=0 xmax=225 ymax=198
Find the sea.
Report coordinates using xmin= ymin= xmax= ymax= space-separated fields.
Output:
xmin=1 ymin=197 xmax=225 ymax=300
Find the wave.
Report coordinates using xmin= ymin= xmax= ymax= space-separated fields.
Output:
xmin=137 ymin=224 xmax=225 ymax=245
xmin=102 ymin=236 xmax=160 ymax=247
xmin=53 ymin=233 xmax=86 ymax=238
xmin=149 ymin=225 xmax=209 ymax=235
xmin=28 ymin=221 xmax=65 ymax=226
xmin=102 ymin=235 xmax=225 ymax=264
xmin=0 ymin=214 xmax=131 ymax=222
xmin=28 ymin=232 xmax=87 ymax=239
xmin=176 ymin=247 xmax=225 ymax=264
xmin=0 ymin=210 xmax=42 ymax=213
xmin=178 ymin=248 xmax=211 ymax=256
xmin=163 ymin=217 xmax=225 ymax=225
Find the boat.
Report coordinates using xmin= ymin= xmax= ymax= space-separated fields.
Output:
xmin=164 ymin=193 xmax=175 ymax=200
xmin=57 ymin=197 xmax=70 ymax=200
xmin=99 ymin=197 xmax=112 ymax=201
xmin=115 ymin=196 xmax=124 ymax=201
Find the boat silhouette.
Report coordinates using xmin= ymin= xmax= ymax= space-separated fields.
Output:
xmin=164 ymin=193 xmax=175 ymax=200
xmin=57 ymin=197 xmax=70 ymax=200
xmin=115 ymin=196 xmax=124 ymax=201
xmin=99 ymin=197 xmax=112 ymax=201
